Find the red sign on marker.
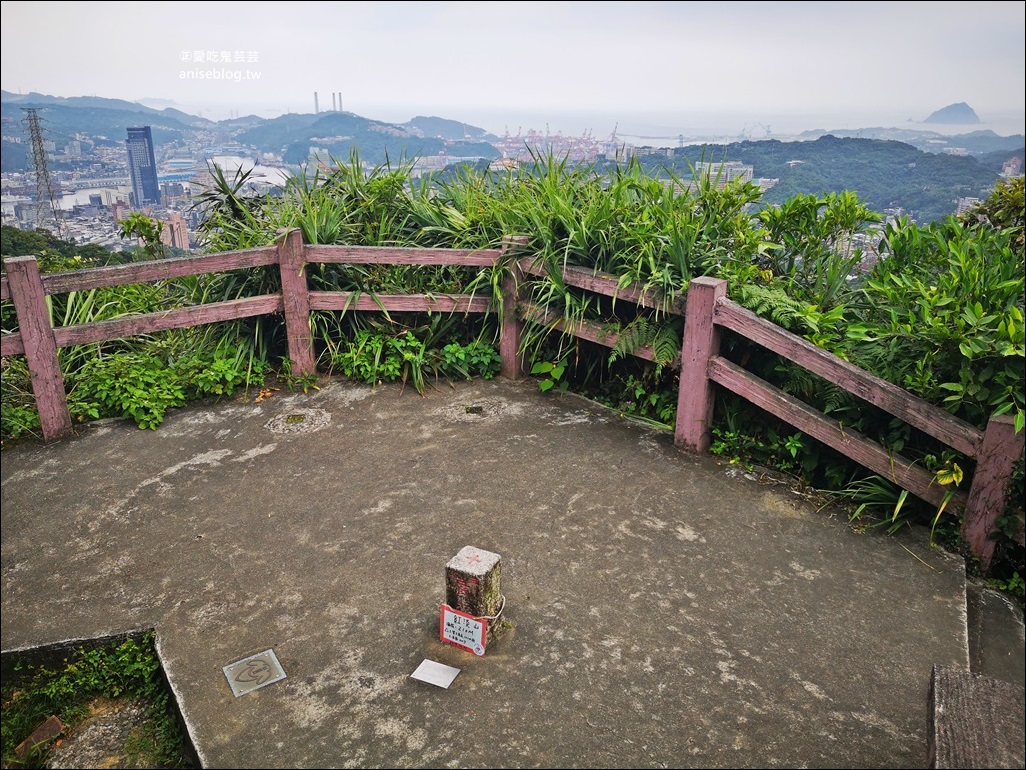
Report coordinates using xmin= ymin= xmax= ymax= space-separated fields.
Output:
xmin=440 ymin=604 xmax=487 ymax=656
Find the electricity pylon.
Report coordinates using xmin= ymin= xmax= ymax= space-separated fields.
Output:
xmin=22 ymin=107 xmax=64 ymax=237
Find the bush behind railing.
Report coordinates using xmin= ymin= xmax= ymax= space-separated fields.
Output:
xmin=1 ymin=155 xmax=1022 ymax=594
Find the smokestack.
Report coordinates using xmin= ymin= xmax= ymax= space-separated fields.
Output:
xmin=338 ymin=92 xmax=342 ymax=112
xmin=314 ymin=92 xmax=319 ymax=114
xmin=332 ymin=93 xmax=337 ymax=112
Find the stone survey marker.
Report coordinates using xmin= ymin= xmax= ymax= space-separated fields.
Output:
xmin=441 ymin=546 xmax=503 ymax=655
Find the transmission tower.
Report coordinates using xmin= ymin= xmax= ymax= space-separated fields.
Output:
xmin=22 ymin=107 xmax=64 ymax=237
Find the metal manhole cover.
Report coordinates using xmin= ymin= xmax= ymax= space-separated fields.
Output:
xmin=264 ymin=408 xmax=331 ymax=434
xmin=437 ymin=397 xmax=522 ymax=423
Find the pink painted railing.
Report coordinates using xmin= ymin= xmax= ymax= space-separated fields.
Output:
xmin=675 ymin=277 xmax=1024 ymax=571
xmin=0 ymin=231 xmax=524 ymax=441
xmin=2 ymin=236 xmax=1022 ymax=569
xmin=509 ymin=263 xmax=1023 ymax=569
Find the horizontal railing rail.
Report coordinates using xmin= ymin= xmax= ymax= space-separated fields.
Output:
xmin=676 ymin=277 xmax=1023 ymax=570
xmin=2 ymin=233 xmax=1021 ymax=570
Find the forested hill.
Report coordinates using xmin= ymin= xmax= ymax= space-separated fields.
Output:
xmin=234 ymin=111 xmax=499 ymax=166
xmin=650 ymin=135 xmax=1022 ymax=223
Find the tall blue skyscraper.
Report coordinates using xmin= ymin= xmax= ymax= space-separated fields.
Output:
xmin=126 ymin=126 xmax=159 ymax=206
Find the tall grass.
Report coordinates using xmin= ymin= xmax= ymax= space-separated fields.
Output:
xmin=3 ymin=154 xmax=1022 ymax=586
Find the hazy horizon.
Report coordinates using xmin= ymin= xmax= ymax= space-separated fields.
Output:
xmin=7 ymin=86 xmax=1022 ymax=143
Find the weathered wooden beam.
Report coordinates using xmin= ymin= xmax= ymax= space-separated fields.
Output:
xmin=518 ymin=301 xmax=663 ymax=363
xmin=500 ymin=236 xmax=530 ymax=379
xmin=40 ymin=247 xmax=279 ymax=294
xmin=675 ymin=277 xmax=725 ymax=452
xmin=961 ymin=414 xmax=1025 ymax=570
xmin=52 ymin=296 xmax=283 ymax=348
xmin=4 ymin=256 xmax=72 ymax=441
xmin=520 ymin=260 xmax=685 ymax=315
xmin=713 ymin=299 xmax=984 ymax=458
xmin=277 ymin=229 xmax=316 ymax=376
xmin=1 ymin=331 xmax=25 ymax=356
xmin=308 ymin=292 xmax=491 ymax=314
xmin=708 ymin=355 xmax=962 ymax=511
xmin=304 ymin=244 xmax=501 ymax=266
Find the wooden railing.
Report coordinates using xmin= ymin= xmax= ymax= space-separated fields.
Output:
xmin=674 ymin=277 xmax=1024 ymax=571
xmin=0 ymin=231 xmax=521 ymax=441
xmin=2 ymin=232 xmax=1022 ymax=570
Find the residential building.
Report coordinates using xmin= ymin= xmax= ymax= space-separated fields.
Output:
xmin=694 ymin=161 xmax=754 ymax=188
xmin=160 ymin=212 xmax=190 ymax=251
xmin=956 ymin=197 xmax=982 ymax=216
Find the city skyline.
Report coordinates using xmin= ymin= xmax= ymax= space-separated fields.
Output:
xmin=1 ymin=1 xmax=1024 ymax=137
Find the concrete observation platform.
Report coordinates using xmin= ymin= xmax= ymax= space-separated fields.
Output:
xmin=2 ymin=378 xmax=1022 ymax=768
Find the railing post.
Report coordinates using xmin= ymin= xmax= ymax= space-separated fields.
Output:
xmin=675 ymin=277 xmax=726 ymax=452
xmin=5 ymin=256 xmax=73 ymax=442
xmin=276 ymin=229 xmax=316 ymax=377
xmin=961 ymin=414 xmax=1025 ymax=571
xmin=499 ymin=236 xmax=529 ymax=379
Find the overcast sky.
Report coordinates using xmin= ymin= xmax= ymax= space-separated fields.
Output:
xmin=2 ymin=1 xmax=1023 ymax=136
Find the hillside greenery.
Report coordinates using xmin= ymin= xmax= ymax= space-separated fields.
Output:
xmin=793 ymin=128 xmax=1023 ymax=157
xmin=405 ymin=115 xmax=494 ymax=141
xmin=234 ymin=111 xmax=499 ymax=166
xmin=633 ymin=135 xmax=1018 ymax=223
xmin=1 ymin=156 xmax=1023 ymax=600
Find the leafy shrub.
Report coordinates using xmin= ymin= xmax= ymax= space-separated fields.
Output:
xmin=334 ymin=324 xmax=501 ymax=393
xmin=1 ymin=632 xmax=196 ymax=768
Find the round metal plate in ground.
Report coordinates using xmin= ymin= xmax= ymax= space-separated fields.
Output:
xmin=435 ymin=397 xmax=524 ymax=423
xmin=264 ymin=408 xmax=332 ymax=435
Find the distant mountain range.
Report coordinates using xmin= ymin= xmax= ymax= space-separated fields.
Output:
xmin=795 ymin=125 xmax=1021 ymax=155
xmin=1 ymin=89 xmax=215 ymax=127
xmin=4 ymin=90 xmax=1020 ymax=165
xmin=0 ymin=89 xmax=499 ymax=168
xmin=232 ymin=110 xmax=498 ymax=165
xmin=2 ymin=91 xmax=1022 ymax=223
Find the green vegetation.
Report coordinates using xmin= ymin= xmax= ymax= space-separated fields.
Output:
xmin=332 ymin=319 xmax=502 ymax=394
xmin=2 ymin=225 xmax=115 ymax=267
xmin=635 ymin=134 xmax=1020 ymax=223
xmin=233 ymin=111 xmax=499 ymax=166
xmin=1 ymin=155 xmax=1022 ymax=599
xmin=0 ymin=632 xmax=196 ymax=768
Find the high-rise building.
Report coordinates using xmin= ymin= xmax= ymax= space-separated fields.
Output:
xmin=126 ymin=126 xmax=159 ymax=206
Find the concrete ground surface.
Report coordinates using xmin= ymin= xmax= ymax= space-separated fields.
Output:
xmin=1 ymin=377 xmax=1022 ymax=769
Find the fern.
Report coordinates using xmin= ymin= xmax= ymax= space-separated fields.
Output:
xmin=733 ymin=283 xmax=813 ymax=333
xmin=610 ymin=316 xmax=682 ymax=372
xmin=609 ymin=317 xmax=652 ymax=364
xmin=652 ymin=321 xmax=682 ymax=370
xmin=820 ymin=382 xmax=860 ymax=418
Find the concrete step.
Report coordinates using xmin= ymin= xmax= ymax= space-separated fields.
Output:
xmin=928 ymin=665 xmax=1025 ymax=769
xmin=928 ymin=580 xmax=1025 ymax=769
xmin=966 ymin=578 xmax=1026 ymax=688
